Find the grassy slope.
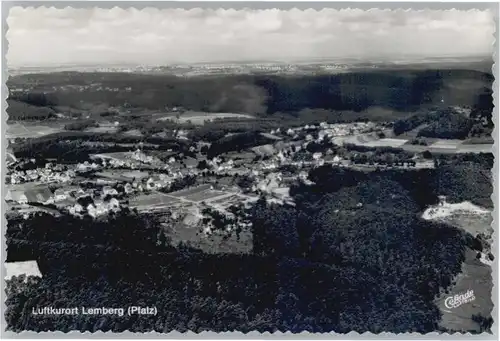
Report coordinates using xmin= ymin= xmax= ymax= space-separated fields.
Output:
xmin=435 ymin=248 xmax=493 ymax=333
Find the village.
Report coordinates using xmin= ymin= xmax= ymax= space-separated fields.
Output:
xmin=5 ymin=119 xmax=445 ymax=244
xmin=4 ymin=5 xmax=496 ymax=334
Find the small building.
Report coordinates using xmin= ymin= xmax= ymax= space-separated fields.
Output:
xmin=109 ymin=198 xmax=120 ymax=209
xmin=124 ymin=183 xmax=133 ymax=194
xmin=69 ymin=203 xmax=84 ymax=215
xmin=102 ymin=186 xmax=119 ymax=196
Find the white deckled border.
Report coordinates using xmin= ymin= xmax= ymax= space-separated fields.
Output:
xmin=1 ymin=2 xmax=498 ymax=339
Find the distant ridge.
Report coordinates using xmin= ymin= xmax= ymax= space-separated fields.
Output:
xmin=8 ymin=55 xmax=493 ymax=76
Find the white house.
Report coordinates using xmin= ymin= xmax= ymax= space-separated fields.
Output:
xmin=124 ymin=183 xmax=133 ymax=194
xmin=102 ymin=186 xmax=119 ymax=196
xmin=109 ymin=198 xmax=120 ymax=209
xmin=313 ymin=152 xmax=323 ymax=160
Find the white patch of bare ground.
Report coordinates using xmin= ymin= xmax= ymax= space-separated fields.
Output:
xmin=421 ymin=201 xmax=490 ymax=221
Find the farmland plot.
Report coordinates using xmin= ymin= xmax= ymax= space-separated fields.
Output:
xmin=169 ymin=184 xmax=212 ymax=198
xmin=163 ymin=221 xmax=253 ymax=254
xmin=457 ymin=144 xmax=493 ymax=154
xmin=363 ymin=138 xmax=408 ymax=148
xmin=184 ymin=189 xmax=227 ymax=202
xmin=7 ymin=122 xmax=63 ymax=139
xmin=129 ymin=192 xmax=180 ymax=211
xmin=429 ymin=139 xmax=463 ymax=149
xmin=158 ymin=112 xmax=255 ymax=125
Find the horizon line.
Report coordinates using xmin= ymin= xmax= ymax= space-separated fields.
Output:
xmin=7 ymin=54 xmax=493 ymax=70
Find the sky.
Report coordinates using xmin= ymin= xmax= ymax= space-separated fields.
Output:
xmin=6 ymin=7 xmax=495 ymax=67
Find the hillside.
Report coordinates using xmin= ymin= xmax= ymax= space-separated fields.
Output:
xmin=7 ymin=67 xmax=494 ymax=122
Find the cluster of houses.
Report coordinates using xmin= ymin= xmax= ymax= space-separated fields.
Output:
xmin=76 ymin=161 xmax=101 ymax=172
xmin=282 ymin=122 xmax=377 ymax=140
xmin=130 ymin=149 xmax=162 ymax=165
xmin=5 ymin=119 xmax=412 ymax=223
xmin=69 ymin=197 xmax=122 ymax=218
xmin=8 ymin=165 xmax=76 ymax=185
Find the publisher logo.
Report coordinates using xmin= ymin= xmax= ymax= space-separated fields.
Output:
xmin=444 ymin=290 xmax=475 ymax=309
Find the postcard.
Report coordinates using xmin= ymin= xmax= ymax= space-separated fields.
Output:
xmin=3 ymin=3 xmax=497 ymax=337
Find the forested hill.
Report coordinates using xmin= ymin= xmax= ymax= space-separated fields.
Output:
xmin=7 ymin=67 xmax=493 ymax=120
xmin=6 ymin=156 xmax=492 ymax=333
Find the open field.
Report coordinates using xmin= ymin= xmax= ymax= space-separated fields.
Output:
xmin=209 ymin=193 xmax=259 ymax=207
xmin=463 ymin=136 xmax=495 ymax=145
xmin=7 ymin=122 xmax=65 ymax=139
xmin=92 ymin=151 xmax=132 ymax=161
xmin=457 ymin=144 xmax=493 ymax=154
xmin=435 ymin=248 xmax=493 ymax=333
xmin=334 ymin=131 xmax=493 ymax=154
xmin=422 ymin=201 xmax=492 ymax=237
xmin=85 ymin=125 xmax=118 ymax=134
xmin=332 ymin=132 xmax=410 ymax=148
xmin=168 ymin=184 xmax=236 ymax=203
xmin=334 ymin=134 xmax=409 ymax=148
xmin=363 ymin=138 xmax=409 ymax=148
xmin=184 ymin=189 xmax=227 ymax=202
xmin=95 ymin=170 xmax=150 ymax=182
xmin=84 ymin=141 xmax=160 ymax=149
xmin=158 ymin=111 xmax=255 ymax=125
xmin=209 ymin=194 xmax=241 ymax=206
xmin=120 ymin=170 xmax=150 ymax=180
xmin=129 ymin=192 xmax=181 ymax=211
xmin=332 ymin=132 xmax=377 ymax=145
xmin=163 ymin=221 xmax=253 ymax=254
xmin=168 ymin=184 xmax=213 ymax=198
xmin=260 ymin=132 xmax=283 ymax=140
xmin=428 ymin=139 xmax=464 ymax=149
xmin=122 ymin=129 xmax=144 ymax=137
xmin=251 ymin=144 xmax=276 ymax=156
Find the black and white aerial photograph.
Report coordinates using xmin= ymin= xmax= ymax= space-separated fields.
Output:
xmin=4 ymin=4 xmax=497 ymax=335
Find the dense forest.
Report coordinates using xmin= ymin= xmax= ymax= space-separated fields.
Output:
xmin=7 ymin=68 xmax=494 ymax=122
xmin=5 ymin=154 xmax=492 ymax=333
xmin=393 ymin=107 xmax=493 ymax=139
xmin=10 ymin=132 xmax=189 ymax=161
